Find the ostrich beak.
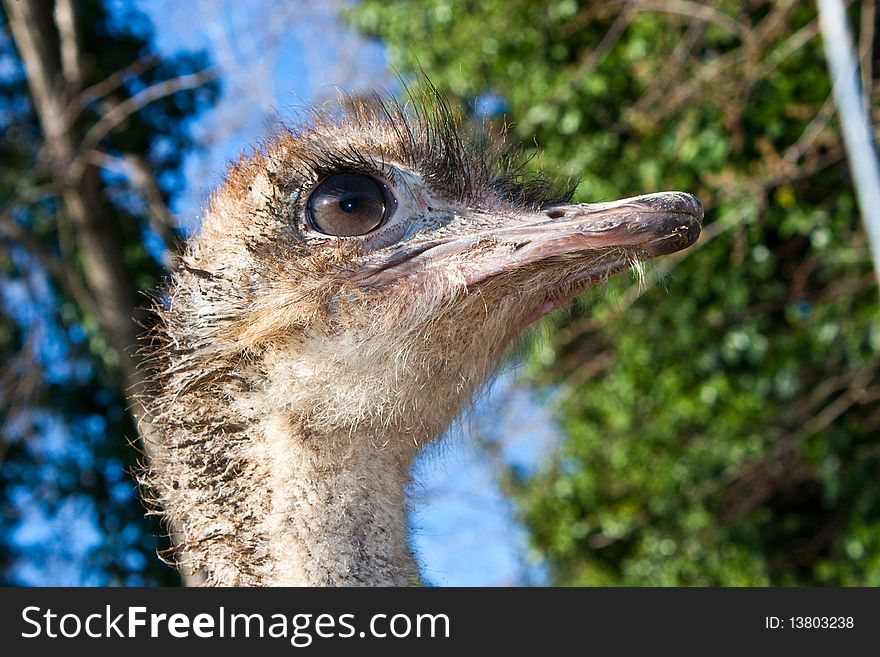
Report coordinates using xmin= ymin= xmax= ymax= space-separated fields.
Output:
xmin=355 ymin=191 xmax=703 ymax=288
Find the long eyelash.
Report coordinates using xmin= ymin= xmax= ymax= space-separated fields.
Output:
xmin=265 ymin=78 xmax=574 ymax=229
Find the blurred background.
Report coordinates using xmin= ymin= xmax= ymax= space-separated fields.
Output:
xmin=0 ymin=0 xmax=878 ymax=586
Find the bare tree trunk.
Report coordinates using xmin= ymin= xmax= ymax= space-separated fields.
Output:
xmin=3 ymin=0 xmax=203 ymax=586
xmin=817 ymin=0 xmax=880 ymax=290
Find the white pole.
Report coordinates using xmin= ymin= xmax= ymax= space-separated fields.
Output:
xmin=817 ymin=0 xmax=880 ymax=288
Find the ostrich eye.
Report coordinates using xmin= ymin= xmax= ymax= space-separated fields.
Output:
xmin=306 ymin=173 xmax=395 ymax=236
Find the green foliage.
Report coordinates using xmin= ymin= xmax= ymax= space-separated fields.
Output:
xmin=351 ymin=0 xmax=880 ymax=584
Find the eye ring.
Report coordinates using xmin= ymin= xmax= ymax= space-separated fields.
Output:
xmin=306 ymin=172 xmax=397 ymax=237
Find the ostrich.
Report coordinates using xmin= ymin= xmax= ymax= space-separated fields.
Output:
xmin=142 ymin=91 xmax=702 ymax=586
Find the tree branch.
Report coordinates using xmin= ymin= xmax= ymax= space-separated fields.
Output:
xmin=72 ymin=66 xmax=219 ymax=179
xmin=59 ymin=54 xmax=160 ymax=131
xmin=53 ymin=0 xmax=83 ymax=89
xmin=88 ymin=150 xmax=181 ymax=267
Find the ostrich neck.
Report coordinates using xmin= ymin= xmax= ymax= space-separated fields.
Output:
xmin=256 ymin=411 xmax=417 ymax=586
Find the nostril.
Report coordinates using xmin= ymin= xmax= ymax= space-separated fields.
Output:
xmin=546 ymin=208 xmax=566 ymax=219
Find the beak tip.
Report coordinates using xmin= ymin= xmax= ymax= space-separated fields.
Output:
xmin=641 ymin=191 xmax=703 ymax=256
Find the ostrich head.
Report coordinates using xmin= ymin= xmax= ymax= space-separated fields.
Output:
xmin=145 ymin=91 xmax=702 ymax=586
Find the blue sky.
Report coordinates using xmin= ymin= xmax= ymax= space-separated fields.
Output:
xmin=132 ymin=0 xmax=560 ymax=586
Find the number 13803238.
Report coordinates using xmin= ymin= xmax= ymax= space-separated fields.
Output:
xmin=765 ymin=616 xmax=854 ymax=629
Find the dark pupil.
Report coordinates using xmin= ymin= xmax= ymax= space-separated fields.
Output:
xmin=339 ymin=196 xmax=359 ymax=213
xmin=307 ymin=173 xmax=388 ymax=236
